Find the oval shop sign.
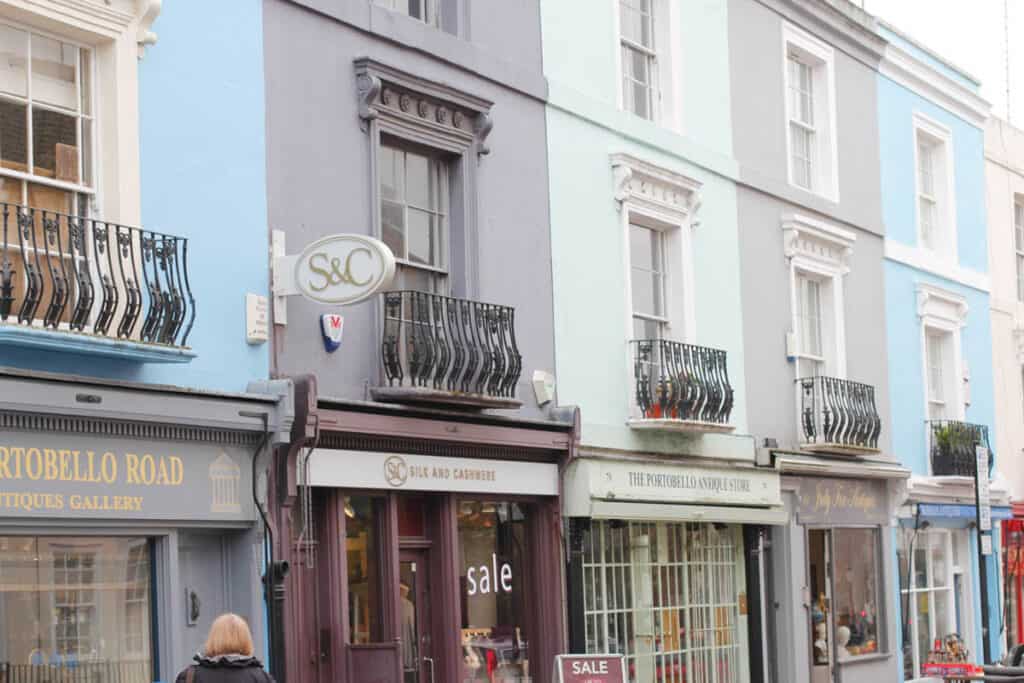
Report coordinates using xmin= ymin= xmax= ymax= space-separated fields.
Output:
xmin=293 ymin=234 xmax=396 ymax=305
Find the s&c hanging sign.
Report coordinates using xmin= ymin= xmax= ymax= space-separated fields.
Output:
xmin=273 ymin=233 xmax=396 ymax=306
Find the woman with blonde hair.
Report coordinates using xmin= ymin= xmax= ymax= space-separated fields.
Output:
xmin=175 ymin=613 xmax=275 ymax=683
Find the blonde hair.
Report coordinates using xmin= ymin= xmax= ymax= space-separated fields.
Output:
xmin=204 ymin=613 xmax=254 ymax=657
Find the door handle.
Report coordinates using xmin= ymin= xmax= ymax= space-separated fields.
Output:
xmin=423 ymin=656 xmax=434 ymax=683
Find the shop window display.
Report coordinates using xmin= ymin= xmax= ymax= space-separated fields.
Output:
xmin=0 ymin=536 xmax=152 ymax=683
xmin=832 ymin=528 xmax=881 ymax=657
xmin=580 ymin=521 xmax=745 ymax=683
xmin=458 ymin=501 xmax=529 ymax=682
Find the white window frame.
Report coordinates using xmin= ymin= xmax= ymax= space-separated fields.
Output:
xmin=628 ymin=220 xmax=670 ymax=340
xmin=917 ymin=284 xmax=968 ymax=437
xmin=613 ymin=154 xmax=700 ymax=346
xmin=1014 ymin=199 xmax=1024 ymax=303
xmin=0 ymin=19 xmax=96 ymax=202
xmin=781 ymin=22 xmax=839 ymax=202
xmin=612 ymin=0 xmax=683 ymax=132
xmin=912 ymin=113 xmax=957 ymax=263
xmin=783 ymin=214 xmax=853 ymax=379
xmin=0 ymin=0 xmax=161 ymax=226
xmin=900 ymin=529 xmax=958 ymax=679
xmin=373 ymin=0 xmax=440 ymax=28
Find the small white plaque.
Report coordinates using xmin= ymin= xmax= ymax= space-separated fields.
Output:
xmin=246 ymin=293 xmax=269 ymax=344
xmin=981 ymin=533 xmax=993 ymax=556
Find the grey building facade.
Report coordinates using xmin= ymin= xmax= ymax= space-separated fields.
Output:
xmin=261 ymin=3 xmax=572 ymax=683
xmin=728 ymin=2 xmax=906 ymax=682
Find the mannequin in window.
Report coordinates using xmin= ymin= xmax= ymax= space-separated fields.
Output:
xmin=814 ymin=622 xmax=829 ymax=664
xmin=836 ymin=626 xmax=851 ymax=661
xmin=400 ymin=582 xmax=416 ymax=674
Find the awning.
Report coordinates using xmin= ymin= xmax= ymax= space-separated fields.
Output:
xmin=916 ymin=503 xmax=1013 ymax=521
xmin=583 ymin=500 xmax=790 ymax=525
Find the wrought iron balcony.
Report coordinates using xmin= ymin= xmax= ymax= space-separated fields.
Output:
xmin=629 ymin=339 xmax=734 ymax=433
xmin=374 ymin=290 xmax=523 ymax=409
xmin=928 ymin=420 xmax=990 ymax=477
xmin=0 ymin=202 xmax=195 ymax=360
xmin=797 ymin=376 xmax=881 ymax=453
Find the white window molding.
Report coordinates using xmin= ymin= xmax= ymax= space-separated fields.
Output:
xmin=917 ymin=283 xmax=968 ymax=422
xmin=612 ymin=153 xmax=700 ymax=344
xmin=0 ymin=0 xmax=163 ymax=227
xmin=913 ymin=112 xmax=958 ymax=263
xmin=613 ymin=0 xmax=683 ymax=131
xmin=783 ymin=213 xmax=854 ymax=379
xmin=781 ymin=21 xmax=839 ymax=202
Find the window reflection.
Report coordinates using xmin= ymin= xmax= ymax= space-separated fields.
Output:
xmin=458 ymin=501 xmax=529 ymax=682
xmin=832 ymin=528 xmax=881 ymax=658
xmin=0 ymin=536 xmax=151 ymax=683
xmin=345 ymin=496 xmax=381 ymax=644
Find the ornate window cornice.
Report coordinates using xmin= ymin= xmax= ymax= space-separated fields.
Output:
xmin=610 ymin=153 xmax=701 ymax=225
xmin=354 ymin=57 xmax=494 ymax=156
xmin=916 ymin=283 xmax=968 ymax=327
xmin=781 ymin=213 xmax=856 ymax=273
xmin=0 ymin=0 xmax=162 ymax=56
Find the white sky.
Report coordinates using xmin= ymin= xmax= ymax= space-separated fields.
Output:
xmin=861 ymin=0 xmax=1024 ymax=127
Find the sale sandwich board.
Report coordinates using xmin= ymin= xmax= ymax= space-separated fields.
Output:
xmin=554 ymin=654 xmax=626 ymax=683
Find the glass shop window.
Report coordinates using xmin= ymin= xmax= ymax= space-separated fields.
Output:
xmin=832 ymin=528 xmax=882 ymax=658
xmin=458 ymin=501 xmax=529 ymax=682
xmin=0 ymin=536 xmax=152 ymax=683
xmin=346 ymin=495 xmax=383 ymax=644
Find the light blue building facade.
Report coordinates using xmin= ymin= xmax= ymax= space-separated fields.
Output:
xmin=0 ymin=2 xmax=287 ymax=681
xmin=876 ymin=22 xmax=1006 ymax=677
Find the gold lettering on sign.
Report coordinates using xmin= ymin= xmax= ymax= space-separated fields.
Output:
xmin=307 ymin=248 xmax=372 ymax=292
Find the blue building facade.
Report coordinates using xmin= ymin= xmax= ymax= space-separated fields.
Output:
xmin=0 ymin=2 xmax=286 ymax=681
xmin=876 ymin=22 xmax=1005 ymax=676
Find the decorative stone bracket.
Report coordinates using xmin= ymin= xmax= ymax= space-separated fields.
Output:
xmin=355 ymin=58 xmax=494 ymax=157
xmin=610 ymin=153 xmax=702 ymax=226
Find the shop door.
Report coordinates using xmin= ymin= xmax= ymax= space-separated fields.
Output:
xmin=808 ymin=529 xmax=835 ymax=683
xmin=399 ymin=549 xmax=433 ymax=683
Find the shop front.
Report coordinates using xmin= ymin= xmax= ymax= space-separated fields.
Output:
xmin=563 ymin=455 xmax=784 ymax=683
xmin=0 ymin=370 xmax=292 ymax=683
xmin=271 ymin=397 xmax=574 ymax=683
xmin=769 ymin=457 xmax=908 ymax=683
xmin=898 ymin=478 xmax=1012 ymax=677
xmin=1003 ymin=504 xmax=1024 ymax=651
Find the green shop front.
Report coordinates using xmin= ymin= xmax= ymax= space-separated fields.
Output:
xmin=0 ymin=370 xmax=291 ymax=683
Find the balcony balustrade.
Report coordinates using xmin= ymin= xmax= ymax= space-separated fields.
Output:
xmin=629 ymin=339 xmax=734 ymax=433
xmin=0 ymin=202 xmax=194 ymax=359
xmin=375 ymin=290 xmax=522 ymax=408
xmin=797 ymin=376 xmax=881 ymax=453
xmin=928 ymin=420 xmax=990 ymax=477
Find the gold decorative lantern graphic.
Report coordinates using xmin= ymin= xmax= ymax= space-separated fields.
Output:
xmin=209 ymin=452 xmax=242 ymax=513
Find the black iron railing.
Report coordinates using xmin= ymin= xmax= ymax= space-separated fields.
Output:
xmin=798 ymin=376 xmax=881 ymax=450
xmin=0 ymin=202 xmax=194 ymax=348
xmin=631 ymin=339 xmax=734 ymax=424
xmin=0 ymin=660 xmax=150 ymax=683
xmin=381 ymin=290 xmax=521 ymax=399
xmin=928 ymin=420 xmax=990 ymax=476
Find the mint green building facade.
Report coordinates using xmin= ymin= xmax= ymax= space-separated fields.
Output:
xmin=541 ymin=2 xmax=779 ymax=679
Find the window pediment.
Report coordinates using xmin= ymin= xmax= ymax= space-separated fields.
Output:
xmin=610 ymin=154 xmax=701 ymax=225
xmin=355 ymin=58 xmax=494 ymax=155
xmin=782 ymin=213 xmax=856 ymax=273
xmin=917 ymin=283 xmax=968 ymax=327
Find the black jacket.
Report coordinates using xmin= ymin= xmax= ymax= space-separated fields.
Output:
xmin=175 ymin=654 xmax=274 ymax=683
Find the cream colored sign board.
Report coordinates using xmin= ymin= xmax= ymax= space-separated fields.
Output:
xmin=306 ymin=449 xmax=558 ymax=496
xmin=580 ymin=459 xmax=781 ymax=507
